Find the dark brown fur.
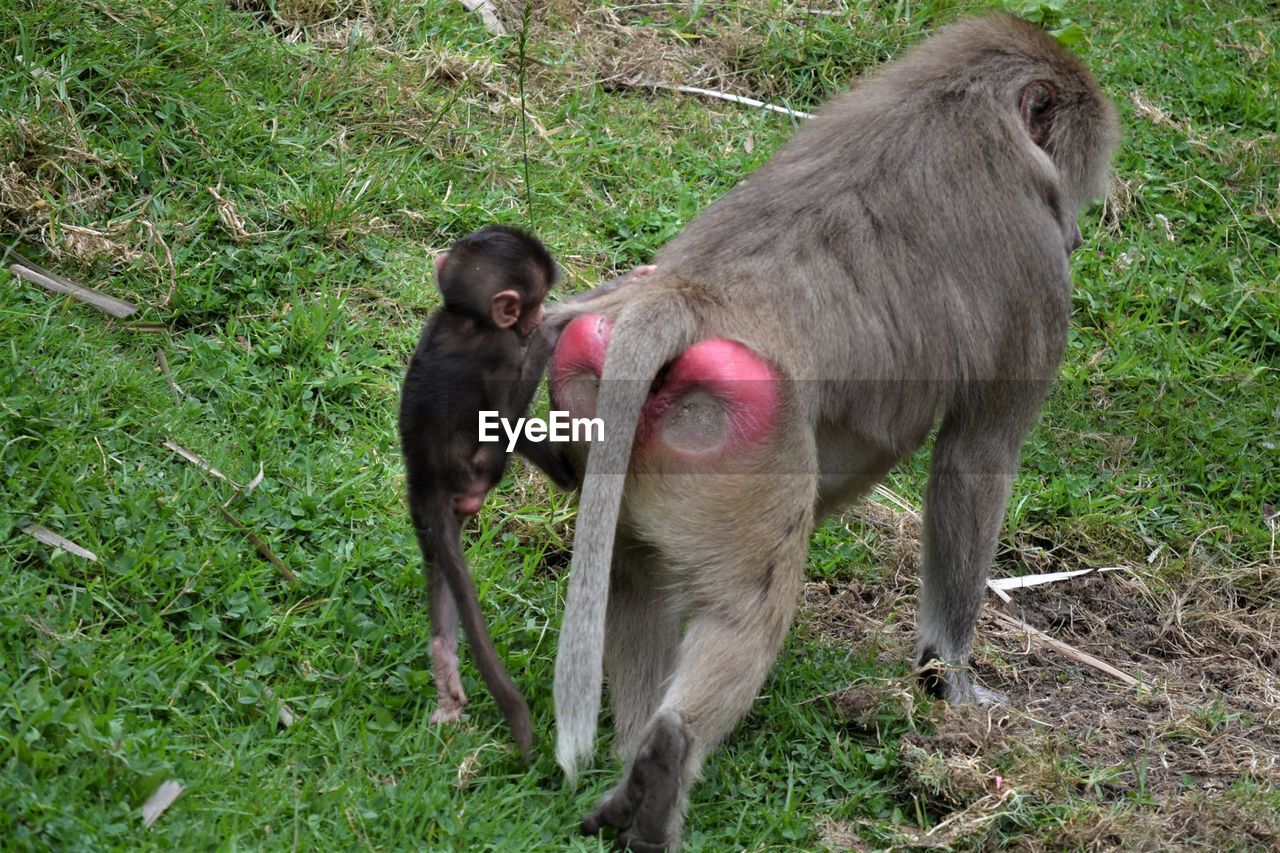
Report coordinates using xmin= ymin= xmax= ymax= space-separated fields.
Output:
xmin=399 ymin=225 xmax=574 ymax=759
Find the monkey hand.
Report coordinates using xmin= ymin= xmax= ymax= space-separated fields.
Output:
xmin=517 ymin=440 xmax=579 ymax=492
xmin=918 ymin=653 xmax=1008 ymax=706
xmin=537 ymin=449 xmax=579 ymax=492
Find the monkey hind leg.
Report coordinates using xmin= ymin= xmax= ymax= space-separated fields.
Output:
xmin=451 ymin=565 xmax=535 ymax=758
xmin=604 ymin=538 xmax=681 ymax=761
xmin=424 ymin=533 xmax=468 ymax=724
xmin=585 ymin=519 xmax=811 ymax=849
xmin=419 ymin=514 xmax=536 ymax=759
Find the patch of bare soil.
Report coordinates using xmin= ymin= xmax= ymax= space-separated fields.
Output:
xmin=806 ymin=501 xmax=1280 ymax=849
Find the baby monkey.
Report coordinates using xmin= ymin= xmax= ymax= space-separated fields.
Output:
xmin=399 ymin=224 xmax=575 ymax=759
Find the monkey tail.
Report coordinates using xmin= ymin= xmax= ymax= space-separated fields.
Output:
xmin=554 ymin=291 xmax=700 ymax=782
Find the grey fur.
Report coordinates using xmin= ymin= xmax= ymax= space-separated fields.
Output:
xmin=553 ymin=14 xmax=1118 ymax=847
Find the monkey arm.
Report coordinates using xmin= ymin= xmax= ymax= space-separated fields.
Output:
xmin=504 ymin=322 xmax=580 ymax=490
xmin=568 ymin=264 xmax=656 ymax=305
xmin=543 ymin=265 xmax=657 ymax=327
xmin=507 ymin=321 xmax=559 ymax=413
xmin=516 ymin=438 xmax=578 ymax=491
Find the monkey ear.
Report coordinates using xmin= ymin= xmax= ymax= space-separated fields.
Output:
xmin=491 ymin=289 xmax=522 ymax=329
xmin=1019 ymin=80 xmax=1057 ymax=147
xmin=433 ymin=252 xmax=449 ymax=277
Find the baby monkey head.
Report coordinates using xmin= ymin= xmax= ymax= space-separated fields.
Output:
xmin=435 ymin=224 xmax=557 ymax=337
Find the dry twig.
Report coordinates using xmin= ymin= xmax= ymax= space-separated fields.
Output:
xmin=665 ymin=84 xmax=813 ymax=119
xmin=262 ymin=685 xmax=296 ymax=728
xmin=610 ymin=76 xmax=813 ymax=120
xmin=10 ymin=258 xmax=138 ymax=318
xmin=156 ymin=351 xmax=184 ymax=402
xmin=22 ymin=524 xmax=98 ymax=561
xmin=215 ymin=505 xmax=297 ymax=582
xmin=162 ymin=440 xmax=241 ymax=488
xmin=989 ymin=566 xmax=1126 ymax=592
xmin=460 ymin=0 xmax=506 ymax=35
xmin=988 ymin=608 xmax=1139 ymax=687
xmin=208 ymin=184 xmax=253 ymax=241
xmin=140 ymin=779 xmax=184 ymax=828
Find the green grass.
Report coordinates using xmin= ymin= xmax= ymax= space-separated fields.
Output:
xmin=1 ymin=0 xmax=1277 ymax=848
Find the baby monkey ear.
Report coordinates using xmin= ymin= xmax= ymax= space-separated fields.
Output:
xmin=490 ymin=289 xmax=522 ymax=329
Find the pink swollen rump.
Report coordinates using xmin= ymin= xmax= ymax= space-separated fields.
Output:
xmin=550 ymin=314 xmax=780 ymax=458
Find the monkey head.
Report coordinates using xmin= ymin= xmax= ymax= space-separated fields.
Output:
xmin=435 ymin=224 xmax=558 ymax=338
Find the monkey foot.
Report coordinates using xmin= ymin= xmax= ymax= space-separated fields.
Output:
xmin=917 ymin=650 xmax=1007 ymax=706
xmin=430 ymin=700 xmax=465 ymax=725
xmin=968 ymin=683 xmax=1008 ymax=706
xmin=582 ymin=710 xmax=689 ymax=851
xmin=431 ymin=637 xmax=468 ymax=724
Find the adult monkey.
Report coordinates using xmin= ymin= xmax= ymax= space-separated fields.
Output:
xmin=547 ymin=14 xmax=1117 ymax=849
